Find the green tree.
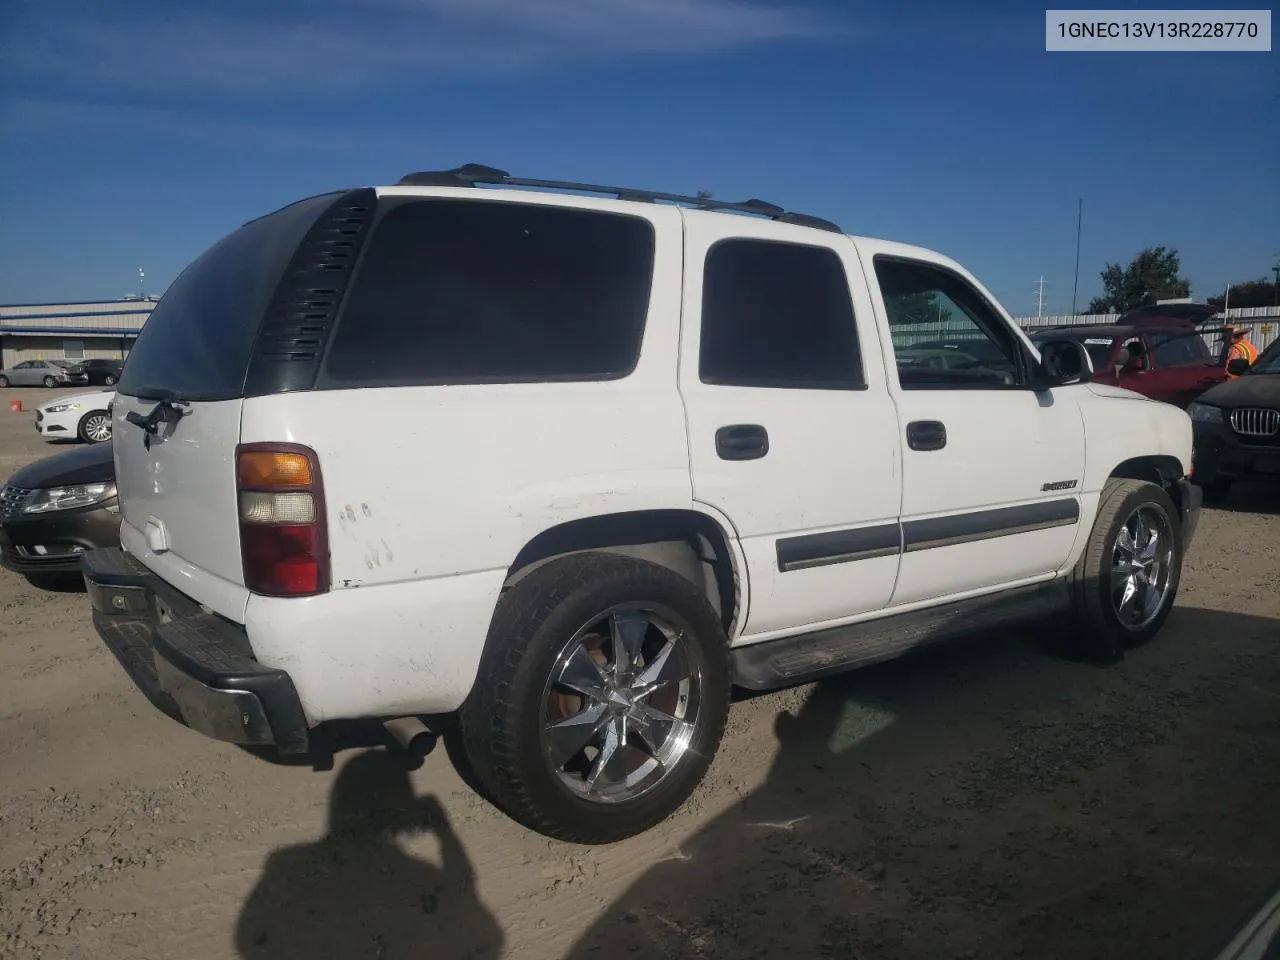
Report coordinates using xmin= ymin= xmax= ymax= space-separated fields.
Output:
xmin=1207 ymin=277 xmax=1279 ymax=311
xmin=1084 ymin=246 xmax=1192 ymax=314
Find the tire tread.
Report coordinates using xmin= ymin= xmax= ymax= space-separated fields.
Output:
xmin=459 ymin=552 xmax=731 ymax=843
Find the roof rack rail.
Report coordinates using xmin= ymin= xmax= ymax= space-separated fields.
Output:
xmin=395 ymin=163 xmax=843 ymax=233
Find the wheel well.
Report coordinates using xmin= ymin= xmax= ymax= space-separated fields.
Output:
xmin=1109 ymin=455 xmax=1183 ymax=486
xmin=505 ymin=510 xmax=740 ymax=633
xmin=1108 ymin=455 xmax=1187 ymax=514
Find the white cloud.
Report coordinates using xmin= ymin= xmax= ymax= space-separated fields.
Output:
xmin=1 ymin=0 xmax=839 ymax=99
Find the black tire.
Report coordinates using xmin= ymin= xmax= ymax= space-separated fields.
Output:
xmin=0 ymin=375 xmax=8 ymax=388
xmin=1064 ymin=478 xmax=1183 ymax=663
xmin=77 ymin=410 xmax=112 ymax=444
xmin=43 ymin=376 xmax=56 ymax=388
xmin=104 ymin=374 xmax=117 ymax=386
xmin=459 ymin=551 xmax=732 ymax=844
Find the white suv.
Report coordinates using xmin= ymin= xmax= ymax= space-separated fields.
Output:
xmin=81 ymin=164 xmax=1201 ymax=843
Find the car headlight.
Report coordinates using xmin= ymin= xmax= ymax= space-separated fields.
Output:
xmin=44 ymin=403 xmax=80 ymax=414
xmin=21 ymin=482 xmax=115 ymax=514
xmin=1187 ymin=402 xmax=1223 ymax=424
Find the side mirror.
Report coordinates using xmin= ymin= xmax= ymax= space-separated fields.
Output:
xmin=1227 ymin=357 xmax=1250 ymax=376
xmin=1035 ymin=339 xmax=1092 ymax=388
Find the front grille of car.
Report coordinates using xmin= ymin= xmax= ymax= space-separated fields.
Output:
xmin=0 ymin=484 xmax=35 ymax=522
xmin=1230 ymin=407 xmax=1280 ymax=439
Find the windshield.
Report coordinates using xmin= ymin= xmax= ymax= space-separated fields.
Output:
xmin=115 ymin=192 xmax=341 ymax=402
xmin=1246 ymin=339 xmax=1280 ymax=374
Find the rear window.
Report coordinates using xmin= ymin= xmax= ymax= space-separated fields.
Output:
xmin=321 ymin=198 xmax=655 ymax=386
xmin=116 ymin=193 xmax=342 ymax=401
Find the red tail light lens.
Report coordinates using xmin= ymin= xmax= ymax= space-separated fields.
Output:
xmin=236 ymin=443 xmax=329 ymax=597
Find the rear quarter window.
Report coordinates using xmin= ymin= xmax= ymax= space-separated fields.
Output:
xmin=115 ymin=193 xmax=343 ymax=401
xmin=320 ymin=198 xmax=656 ymax=386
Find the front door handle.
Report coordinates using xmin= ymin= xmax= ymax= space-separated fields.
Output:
xmin=715 ymin=424 xmax=769 ymax=461
xmin=906 ymin=420 xmax=947 ymax=451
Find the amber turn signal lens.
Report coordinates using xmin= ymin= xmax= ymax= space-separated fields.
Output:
xmin=238 ymin=451 xmax=313 ymax=487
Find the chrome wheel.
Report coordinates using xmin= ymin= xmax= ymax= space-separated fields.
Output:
xmin=540 ymin=604 xmax=703 ymax=805
xmin=1111 ymin=504 xmax=1175 ymax=631
xmin=83 ymin=414 xmax=112 ymax=443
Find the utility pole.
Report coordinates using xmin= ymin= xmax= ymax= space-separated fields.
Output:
xmin=1272 ymin=263 xmax=1279 ymax=308
xmin=1070 ymin=198 xmax=1083 ymax=315
xmin=1035 ymin=276 xmax=1047 ymax=318
xmin=139 ymin=268 xmax=146 ymax=300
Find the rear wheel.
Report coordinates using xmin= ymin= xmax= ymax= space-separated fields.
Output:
xmin=460 ymin=552 xmax=732 ymax=844
xmin=42 ymin=376 xmax=56 ymax=388
xmin=77 ymin=410 xmax=113 ymax=444
xmin=1065 ymin=478 xmax=1182 ymax=662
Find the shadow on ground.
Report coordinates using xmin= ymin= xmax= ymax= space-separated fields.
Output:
xmin=234 ymin=750 xmax=503 ymax=959
xmin=559 ymin=606 xmax=1280 ymax=960
xmin=226 ymin=606 xmax=1280 ymax=960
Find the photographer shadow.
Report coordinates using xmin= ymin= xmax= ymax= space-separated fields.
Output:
xmin=236 ymin=750 xmax=502 ymax=960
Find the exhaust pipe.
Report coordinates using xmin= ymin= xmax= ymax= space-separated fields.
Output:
xmin=382 ymin=716 xmax=437 ymax=764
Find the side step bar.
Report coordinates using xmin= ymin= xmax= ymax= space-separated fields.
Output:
xmin=731 ymin=581 xmax=1070 ymax=690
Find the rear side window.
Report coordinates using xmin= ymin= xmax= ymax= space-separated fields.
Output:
xmin=1148 ymin=330 xmax=1210 ymax=367
xmin=322 ymin=199 xmax=655 ymax=385
xmin=699 ymin=238 xmax=864 ymax=389
xmin=115 ymin=193 xmax=342 ymax=401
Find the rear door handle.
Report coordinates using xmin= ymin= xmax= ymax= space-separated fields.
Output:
xmin=906 ymin=420 xmax=947 ymax=451
xmin=715 ymin=424 xmax=769 ymax=461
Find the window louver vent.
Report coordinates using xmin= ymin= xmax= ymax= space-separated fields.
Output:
xmin=244 ymin=191 xmax=377 ymax=395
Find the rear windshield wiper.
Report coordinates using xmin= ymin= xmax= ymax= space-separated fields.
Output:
xmin=128 ymin=385 xmax=189 ymax=403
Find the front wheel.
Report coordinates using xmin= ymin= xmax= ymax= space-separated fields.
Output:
xmin=1065 ymin=478 xmax=1183 ymax=662
xmin=460 ymin=552 xmax=732 ymax=844
xmin=0 ymin=375 xmax=9 ymax=388
xmin=77 ymin=410 xmax=113 ymax=444
xmin=43 ymin=376 xmax=56 ymax=388
xmin=104 ymin=374 xmax=117 ymax=386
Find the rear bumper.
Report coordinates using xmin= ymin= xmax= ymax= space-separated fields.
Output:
xmin=82 ymin=547 xmax=310 ymax=754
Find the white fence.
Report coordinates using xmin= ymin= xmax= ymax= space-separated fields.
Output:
xmin=897 ymin=306 xmax=1279 ymax=354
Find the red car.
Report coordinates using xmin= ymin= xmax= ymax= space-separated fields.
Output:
xmin=1029 ymin=304 xmax=1231 ymax=408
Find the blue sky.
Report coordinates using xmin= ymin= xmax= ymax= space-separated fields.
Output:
xmin=1 ymin=0 xmax=1276 ymax=315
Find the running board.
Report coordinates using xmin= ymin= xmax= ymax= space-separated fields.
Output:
xmin=730 ymin=581 xmax=1071 ymax=690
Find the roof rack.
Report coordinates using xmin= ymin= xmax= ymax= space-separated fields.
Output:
xmin=395 ymin=163 xmax=843 ymax=233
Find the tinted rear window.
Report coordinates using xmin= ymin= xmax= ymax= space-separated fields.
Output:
xmin=116 ymin=193 xmax=341 ymax=401
xmin=321 ymin=199 xmax=655 ymax=386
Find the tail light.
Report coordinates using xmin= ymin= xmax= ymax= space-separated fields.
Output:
xmin=236 ymin=443 xmax=329 ymax=597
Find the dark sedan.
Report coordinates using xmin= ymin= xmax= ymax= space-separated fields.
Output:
xmin=1188 ymin=337 xmax=1280 ymax=500
xmin=0 ymin=441 xmax=119 ymax=584
xmin=78 ymin=358 xmax=125 ymax=386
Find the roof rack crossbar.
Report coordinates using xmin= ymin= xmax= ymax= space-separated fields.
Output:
xmin=396 ymin=164 xmax=842 ymax=233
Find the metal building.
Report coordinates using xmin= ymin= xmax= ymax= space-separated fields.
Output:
xmin=0 ymin=299 xmax=155 ymax=368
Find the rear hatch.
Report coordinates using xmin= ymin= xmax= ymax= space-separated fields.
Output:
xmin=111 ymin=191 xmax=351 ymax=621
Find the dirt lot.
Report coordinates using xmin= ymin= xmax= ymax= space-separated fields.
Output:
xmin=2 ymin=384 xmax=1279 ymax=960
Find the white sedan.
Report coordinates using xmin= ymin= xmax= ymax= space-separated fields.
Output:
xmin=34 ymin=389 xmax=116 ymax=444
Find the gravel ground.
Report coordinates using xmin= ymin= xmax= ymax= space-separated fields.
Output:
xmin=1 ymin=385 xmax=1278 ymax=960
